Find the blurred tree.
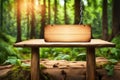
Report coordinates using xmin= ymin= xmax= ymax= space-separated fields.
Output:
xmin=54 ymin=0 xmax=57 ymax=24
xmin=64 ymin=0 xmax=70 ymax=24
xmin=109 ymin=0 xmax=120 ymax=41
xmin=74 ymin=0 xmax=81 ymax=24
xmin=64 ymin=0 xmax=67 ymax=24
xmin=26 ymin=0 xmax=30 ymax=39
xmin=40 ymin=0 xmax=46 ymax=38
xmin=48 ymin=0 xmax=51 ymax=24
xmin=16 ymin=0 xmax=22 ymax=42
xmin=0 ymin=0 xmax=3 ymax=29
xmin=102 ymin=0 xmax=108 ymax=40
xmin=30 ymin=0 xmax=36 ymax=39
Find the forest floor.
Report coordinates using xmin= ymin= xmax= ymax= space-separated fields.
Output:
xmin=0 ymin=57 xmax=120 ymax=80
xmin=0 ymin=65 xmax=13 ymax=76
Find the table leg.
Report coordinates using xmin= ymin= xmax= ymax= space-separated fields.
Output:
xmin=31 ymin=47 xmax=40 ymax=80
xmin=86 ymin=47 xmax=96 ymax=80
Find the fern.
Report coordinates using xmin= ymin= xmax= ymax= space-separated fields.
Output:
xmin=0 ymin=42 xmax=18 ymax=64
xmin=0 ymin=32 xmax=19 ymax=65
xmin=0 ymin=32 xmax=10 ymax=42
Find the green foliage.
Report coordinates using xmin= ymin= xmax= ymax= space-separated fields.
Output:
xmin=0 ymin=42 xmax=19 ymax=64
xmin=54 ymin=54 xmax=71 ymax=60
xmin=76 ymin=53 xmax=86 ymax=61
xmin=109 ymin=59 xmax=118 ymax=64
xmin=0 ymin=32 xmax=19 ymax=65
xmin=4 ymin=56 xmax=21 ymax=66
xmin=112 ymin=35 xmax=120 ymax=48
xmin=104 ymin=59 xmax=118 ymax=76
xmin=0 ymin=32 xmax=10 ymax=42
xmin=40 ymin=47 xmax=86 ymax=61
xmin=105 ymin=64 xmax=114 ymax=76
xmin=96 ymin=47 xmax=120 ymax=61
xmin=83 ymin=0 xmax=103 ymax=38
xmin=96 ymin=35 xmax=120 ymax=61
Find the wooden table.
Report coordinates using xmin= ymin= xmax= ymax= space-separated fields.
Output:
xmin=14 ymin=39 xmax=115 ymax=80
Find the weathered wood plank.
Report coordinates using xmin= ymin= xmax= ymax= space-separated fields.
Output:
xmin=86 ymin=47 xmax=96 ymax=80
xmin=31 ymin=47 xmax=40 ymax=80
xmin=14 ymin=39 xmax=115 ymax=47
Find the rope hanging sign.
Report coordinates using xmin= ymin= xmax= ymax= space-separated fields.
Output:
xmin=44 ymin=0 xmax=91 ymax=42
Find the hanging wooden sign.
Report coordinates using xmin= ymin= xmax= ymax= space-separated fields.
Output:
xmin=44 ymin=25 xmax=91 ymax=42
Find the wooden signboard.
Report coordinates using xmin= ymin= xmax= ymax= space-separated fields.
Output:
xmin=44 ymin=25 xmax=91 ymax=42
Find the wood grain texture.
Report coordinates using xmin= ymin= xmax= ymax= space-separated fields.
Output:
xmin=14 ymin=39 xmax=115 ymax=47
xmin=31 ymin=47 xmax=40 ymax=80
xmin=86 ymin=47 xmax=96 ymax=80
xmin=44 ymin=25 xmax=91 ymax=42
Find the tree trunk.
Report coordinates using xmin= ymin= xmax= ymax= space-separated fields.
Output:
xmin=40 ymin=0 xmax=46 ymax=39
xmin=16 ymin=0 xmax=22 ymax=42
xmin=74 ymin=0 xmax=81 ymax=24
xmin=0 ymin=0 xmax=3 ymax=29
xmin=26 ymin=0 xmax=30 ymax=39
xmin=30 ymin=0 xmax=36 ymax=39
xmin=64 ymin=0 xmax=68 ymax=24
xmin=109 ymin=0 xmax=120 ymax=41
xmin=54 ymin=0 xmax=57 ymax=24
xmin=48 ymin=0 xmax=51 ymax=24
xmin=102 ymin=0 xmax=108 ymax=40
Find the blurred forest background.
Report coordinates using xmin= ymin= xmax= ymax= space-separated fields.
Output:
xmin=0 ymin=0 xmax=120 ymax=66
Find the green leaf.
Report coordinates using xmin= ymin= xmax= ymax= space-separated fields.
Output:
xmin=105 ymin=65 xmax=114 ymax=76
xmin=21 ymin=63 xmax=30 ymax=67
xmin=109 ymin=59 xmax=118 ymax=64
xmin=4 ymin=56 xmax=21 ymax=66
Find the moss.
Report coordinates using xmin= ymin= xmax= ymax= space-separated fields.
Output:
xmin=0 ymin=65 xmax=50 ymax=80
xmin=0 ymin=66 xmax=30 ymax=80
xmin=40 ymin=64 xmax=47 ymax=69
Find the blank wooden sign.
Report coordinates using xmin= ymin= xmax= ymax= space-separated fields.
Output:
xmin=44 ymin=25 xmax=91 ymax=42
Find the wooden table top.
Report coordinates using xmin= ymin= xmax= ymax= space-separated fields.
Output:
xmin=14 ymin=39 xmax=115 ymax=47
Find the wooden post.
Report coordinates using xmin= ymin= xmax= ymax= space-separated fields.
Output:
xmin=31 ymin=47 xmax=40 ymax=80
xmin=86 ymin=47 xmax=96 ymax=80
